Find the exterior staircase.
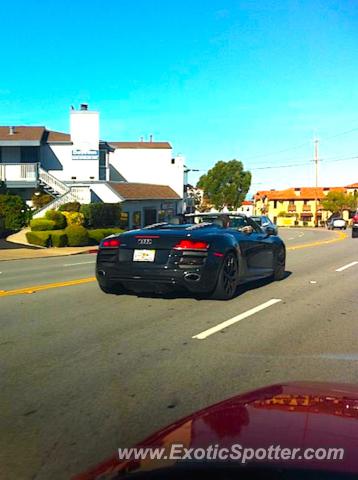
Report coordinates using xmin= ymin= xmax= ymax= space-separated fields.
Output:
xmin=33 ymin=168 xmax=82 ymax=218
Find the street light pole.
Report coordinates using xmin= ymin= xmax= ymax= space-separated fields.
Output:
xmin=314 ymin=138 xmax=319 ymax=227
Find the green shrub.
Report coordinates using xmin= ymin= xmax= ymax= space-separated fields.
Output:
xmin=30 ymin=218 xmax=56 ymax=231
xmin=58 ymin=202 xmax=81 ymax=212
xmin=88 ymin=228 xmax=124 ymax=244
xmin=45 ymin=210 xmax=67 ymax=229
xmin=0 ymin=194 xmax=30 ymax=231
xmin=50 ymin=230 xmax=68 ymax=247
xmin=62 ymin=211 xmax=84 ymax=226
xmin=31 ymin=192 xmax=53 ymax=209
xmin=65 ymin=225 xmax=89 ymax=247
xmin=80 ymin=203 xmax=121 ymax=228
xmin=26 ymin=231 xmax=51 ymax=247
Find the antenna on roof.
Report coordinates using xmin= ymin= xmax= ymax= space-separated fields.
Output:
xmin=9 ymin=126 xmax=15 ymax=135
xmin=70 ymin=105 xmax=75 ymax=110
xmin=149 ymin=134 xmax=153 ymax=142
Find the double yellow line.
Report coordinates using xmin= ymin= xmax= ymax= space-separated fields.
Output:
xmin=286 ymin=230 xmax=347 ymax=251
xmin=0 ymin=231 xmax=347 ymax=297
xmin=0 ymin=277 xmax=95 ymax=297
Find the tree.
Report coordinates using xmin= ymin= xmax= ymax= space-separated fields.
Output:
xmin=197 ymin=160 xmax=251 ymax=210
xmin=322 ymin=191 xmax=357 ymax=215
xmin=0 ymin=194 xmax=31 ymax=231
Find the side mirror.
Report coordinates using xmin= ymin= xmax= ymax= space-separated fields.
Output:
xmin=265 ymin=226 xmax=276 ymax=236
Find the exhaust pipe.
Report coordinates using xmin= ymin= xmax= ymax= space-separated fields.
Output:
xmin=184 ymin=272 xmax=201 ymax=282
xmin=97 ymin=270 xmax=106 ymax=277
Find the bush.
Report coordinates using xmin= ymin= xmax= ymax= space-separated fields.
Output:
xmin=45 ymin=210 xmax=67 ymax=229
xmin=88 ymin=228 xmax=124 ymax=244
xmin=80 ymin=203 xmax=121 ymax=228
xmin=0 ymin=216 xmax=5 ymax=237
xmin=31 ymin=192 xmax=53 ymax=209
xmin=26 ymin=231 xmax=51 ymax=247
xmin=30 ymin=218 xmax=56 ymax=231
xmin=65 ymin=225 xmax=89 ymax=247
xmin=50 ymin=230 xmax=68 ymax=247
xmin=58 ymin=202 xmax=81 ymax=212
xmin=62 ymin=211 xmax=84 ymax=226
xmin=0 ymin=194 xmax=30 ymax=231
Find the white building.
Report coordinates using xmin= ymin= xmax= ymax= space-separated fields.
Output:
xmin=0 ymin=104 xmax=184 ymax=229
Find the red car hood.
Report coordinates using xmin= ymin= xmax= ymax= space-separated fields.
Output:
xmin=74 ymin=382 xmax=358 ymax=478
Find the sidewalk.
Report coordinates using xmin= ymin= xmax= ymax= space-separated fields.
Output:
xmin=0 ymin=246 xmax=98 ymax=261
xmin=1 ymin=229 xmax=98 ymax=261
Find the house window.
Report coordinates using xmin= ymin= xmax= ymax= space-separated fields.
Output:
xmin=303 ymin=200 xmax=308 ymax=205
xmin=119 ymin=212 xmax=129 ymax=229
xmin=132 ymin=211 xmax=141 ymax=228
xmin=273 ymin=200 xmax=277 ymax=208
xmin=171 ymin=158 xmax=175 ymax=164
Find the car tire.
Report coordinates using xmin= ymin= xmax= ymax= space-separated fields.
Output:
xmin=98 ymin=281 xmax=125 ymax=295
xmin=273 ymin=246 xmax=286 ymax=281
xmin=211 ymin=251 xmax=238 ymax=300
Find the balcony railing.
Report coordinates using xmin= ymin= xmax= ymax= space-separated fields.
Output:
xmin=0 ymin=163 xmax=38 ymax=182
xmin=302 ymin=204 xmax=312 ymax=212
xmin=288 ymin=204 xmax=296 ymax=212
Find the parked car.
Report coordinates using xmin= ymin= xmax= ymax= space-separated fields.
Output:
xmin=352 ymin=212 xmax=358 ymax=238
xmin=251 ymin=215 xmax=278 ymax=235
xmin=327 ymin=215 xmax=347 ymax=230
xmin=96 ymin=213 xmax=286 ymax=300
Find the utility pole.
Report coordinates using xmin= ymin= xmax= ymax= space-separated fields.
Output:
xmin=314 ymin=138 xmax=319 ymax=227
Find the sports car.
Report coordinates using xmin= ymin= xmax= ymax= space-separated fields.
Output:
xmin=96 ymin=213 xmax=286 ymax=300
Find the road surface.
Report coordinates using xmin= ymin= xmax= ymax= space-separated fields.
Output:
xmin=1 ymin=228 xmax=357 ymax=479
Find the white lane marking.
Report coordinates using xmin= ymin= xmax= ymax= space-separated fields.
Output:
xmin=288 ymin=237 xmax=294 ymax=240
xmin=335 ymin=261 xmax=358 ymax=272
xmin=298 ymin=233 xmax=305 ymax=237
xmin=63 ymin=261 xmax=96 ymax=267
xmin=192 ymin=298 xmax=282 ymax=340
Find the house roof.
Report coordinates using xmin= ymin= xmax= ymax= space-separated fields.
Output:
xmin=0 ymin=126 xmax=72 ymax=145
xmin=255 ymin=186 xmax=346 ymax=201
xmin=345 ymin=182 xmax=358 ymax=189
xmin=46 ymin=130 xmax=71 ymax=143
xmin=109 ymin=141 xmax=172 ymax=150
xmin=241 ymin=200 xmax=253 ymax=205
xmin=109 ymin=182 xmax=180 ymax=200
xmin=0 ymin=126 xmax=46 ymax=143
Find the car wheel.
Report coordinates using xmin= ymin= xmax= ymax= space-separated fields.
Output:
xmin=98 ymin=281 xmax=125 ymax=295
xmin=212 ymin=251 xmax=238 ymax=300
xmin=273 ymin=246 xmax=286 ymax=281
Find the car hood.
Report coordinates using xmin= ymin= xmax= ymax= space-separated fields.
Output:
xmin=74 ymin=382 xmax=358 ymax=478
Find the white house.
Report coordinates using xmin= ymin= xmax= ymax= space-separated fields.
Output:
xmin=0 ymin=104 xmax=184 ymax=229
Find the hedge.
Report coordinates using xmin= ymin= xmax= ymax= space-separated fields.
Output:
xmin=51 ymin=231 xmax=68 ymax=247
xmin=88 ymin=228 xmax=124 ymax=244
xmin=30 ymin=218 xmax=57 ymax=231
xmin=45 ymin=210 xmax=67 ymax=229
xmin=26 ymin=231 xmax=51 ymax=247
xmin=65 ymin=225 xmax=89 ymax=247
xmin=62 ymin=211 xmax=84 ymax=226
xmin=80 ymin=203 xmax=121 ymax=228
xmin=58 ymin=202 xmax=81 ymax=212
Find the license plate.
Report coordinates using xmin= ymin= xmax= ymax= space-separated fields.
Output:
xmin=133 ymin=249 xmax=156 ymax=262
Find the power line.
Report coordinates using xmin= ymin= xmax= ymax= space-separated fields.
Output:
xmin=250 ymin=155 xmax=358 ymax=170
xmin=241 ymin=124 xmax=358 ymax=163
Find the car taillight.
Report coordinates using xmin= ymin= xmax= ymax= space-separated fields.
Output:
xmin=174 ymin=239 xmax=209 ymax=250
xmin=102 ymin=238 xmax=121 ymax=248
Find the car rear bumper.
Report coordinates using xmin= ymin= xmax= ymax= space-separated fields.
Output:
xmin=96 ymin=252 xmax=222 ymax=294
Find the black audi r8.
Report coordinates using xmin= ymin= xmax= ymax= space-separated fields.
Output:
xmin=96 ymin=213 xmax=286 ymax=300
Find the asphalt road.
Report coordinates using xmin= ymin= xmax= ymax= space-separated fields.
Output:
xmin=1 ymin=228 xmax=357 ymax=479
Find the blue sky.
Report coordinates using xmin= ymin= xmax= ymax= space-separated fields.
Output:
xmin=1 ymin=0 xmax=357 ymax=194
